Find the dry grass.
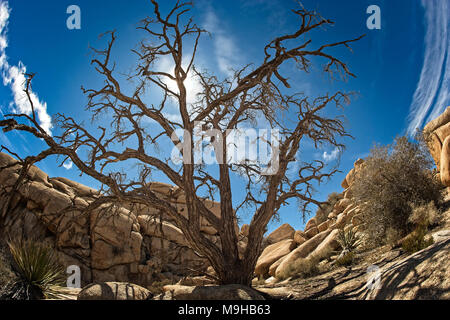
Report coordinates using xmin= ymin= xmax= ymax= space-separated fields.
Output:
xmin=278 ymin=254 xmax=322 ymax=281
xmin=0 ymin=244 xmax=17 ymax=293
xmin=335 ymin=251 xmax=355 ymax=266
xmin=401 ymin=225 xmax=434 ymax=254
xmin=409 ymin=201 xmax=441 ymax=227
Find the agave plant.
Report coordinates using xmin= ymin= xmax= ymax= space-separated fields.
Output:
xmin=3 ymin=239 xmax=65 ymax=300
xmin=337 ymin=228 xmax=361 ymax=253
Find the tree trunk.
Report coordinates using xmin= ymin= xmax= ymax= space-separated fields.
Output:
xmin=216 ymin=259 xmax=255 ymax=286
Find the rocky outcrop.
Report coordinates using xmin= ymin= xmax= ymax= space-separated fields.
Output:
xmin=155 ymin=284 xmax=265 ymax=300
xmin=0 ymin=149 xmax=366 ymax=289
xmin=0 ymin=152 xmax=229 ymax=288
xmin=255 ymin=235 xmax=450 ymax=300
xmin=255 ymin=239 xmax=296 ymax=278
xmin=265 ymin=224 xmax=295 ymax=244
xmin=255 ymin=158 xmax=366 ymax=280
xmin=77 ymin=282 xmax=152 ymax=300
xmin=275 ymin=230 xmax=332 ymax=279
xmin=365 ymin=237 xmax=450 ymax=300
xmin=423 ymin=106 xmax=450 ymax=186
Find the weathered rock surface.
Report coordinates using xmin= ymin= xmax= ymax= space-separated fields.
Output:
xmin=275 ymin=230 xmax=332 ymax=278
xmin=155 ymin=284 xmax=265 ymax=300
xmin=305 ymin=226 xmax=319 ymax=239
xmin=256 ymin=158 xmax=369 ymax=281
xmin=424 ymin=106 xmax=450 ymax=186
xmin=304 ymin=217 xmax=317 ymax=231
xmin=293 ymin=230 xmax=306 ymax=245
xmin=256 ymin=236 xmax=450 ymax=300
xmin=77 ymin=282 xmax=152 ymax=300
xmin=366 ymin=237 xmax=450 ymax=299
xmin=266 ymin=224 xmax=295 ymax=244
xmin=0 ymin=152 xmax=219 ymax=288
xmin=255 ymin=239 xmax=296 ymax=278
xmin=440 ymin=135 xmax=450 ymax=186
xmin=309 ymin=229 xmax=340 ymax=260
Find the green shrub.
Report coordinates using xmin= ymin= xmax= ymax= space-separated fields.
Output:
xmin=352 ymin=136 xmax=443 ymax=247
xmin=335 ymin=251 xmax=355 ymax=266
xmin=147 ymin=278 xmax=173 ymax=295
xmin=337 ymin=228 xmax=361 ymax=253
xmin=401 ymin=225 xmax=434 ymax=254
xmin=1 ymin=240 xmax=65 ymax=300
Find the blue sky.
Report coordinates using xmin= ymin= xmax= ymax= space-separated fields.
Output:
xmin=0 ymin=0 xmax=448 ymax=233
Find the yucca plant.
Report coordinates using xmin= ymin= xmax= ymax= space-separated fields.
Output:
xmin=3 ymin=239 xmax=65 ymax=300
xmin=337 ymin=228 xmax=361 ymax=253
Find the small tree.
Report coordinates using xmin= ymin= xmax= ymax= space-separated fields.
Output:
xmin=352 ymin=136 xmax=443 ymax=246
xmin=0 ymin=1 xmax=362 ymax=285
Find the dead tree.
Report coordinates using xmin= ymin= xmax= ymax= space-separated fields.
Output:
xmin=0 ymin=1 xmax=363 ymax=285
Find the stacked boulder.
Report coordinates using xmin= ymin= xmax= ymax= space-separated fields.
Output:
xmin=254 ymin=159 xmax=366 ymax=280
xmin=423 ymin=106 xmax=450 ymax=186
xmin=0 ymin=150 xmax=368 ymax=286
xmin=0 ymin=152 xmax=231 ymax=288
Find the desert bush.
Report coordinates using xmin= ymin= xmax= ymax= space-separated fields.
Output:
xmin=398 ymin=201 xmax=439 ymax=254
xmin=408 ymin=201 xmax=441 ymax=228
xmin=315 ymin=192 xmax=343 ymax=224
xmin=352 ymin=136 xmax=443 ymax=247
xmin=1 ymin=240 xmax=65 ymax=300
xmin=401 ymin=225 xmax=434 ymax=254
xmin=147 ymin=278 xmax=173 ymax=295
xmin=279 ymin=254 xmax=321 ymax=280
xmin=335 ymin=251 xmax=355 ymax=266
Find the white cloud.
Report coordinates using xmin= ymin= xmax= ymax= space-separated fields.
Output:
xmin=62 ymin=160 xmax=73 ymax=170
xmin=0 ymin=1 xmax=52 ymax=135
xmin=407 ymin=0 xmax=449 ymax=136
xmin=322 ymin=147 xmax=340 ymax=162
xmin=163 ymin=112 xmax=182 ymax=123
xmin=203 ymin=9 xmax=242 ymax=78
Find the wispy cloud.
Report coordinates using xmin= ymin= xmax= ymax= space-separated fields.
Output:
xmin=322 ymin=147 xmax=340 ymax=162
xmin=407 ymin=0 xmax=449 ymax=136
xmin=203 ymin=8 xmax=242 ymax=78
xmin=0 ymin=1 xmax=52 ymax=135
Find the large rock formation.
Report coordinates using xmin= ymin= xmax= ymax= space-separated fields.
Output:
xmin=155 ymin=284 xmax=265 ymax=300
xmin=423 ymin=106 xmax=450 ymax=186
xmin=0 ymin=150 xmax=366 ymax=288
xmin=77 ymin=282 xmax=152 ymax=300
xmin=254 ymin=158 xmax=366 ymax=280
xmin=256 ymin=235 xmax=450 ymax=300
xmin=0 ymin=152 xmax=233 ymax=288
xmin=254 ymin=239 xmax=296 ymax=278
xmin=265 ymin=223 xmax=295 ymax=244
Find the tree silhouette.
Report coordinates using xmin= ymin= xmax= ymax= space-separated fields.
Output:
xmin=0 ymin=0 xmax=362 ymax=285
